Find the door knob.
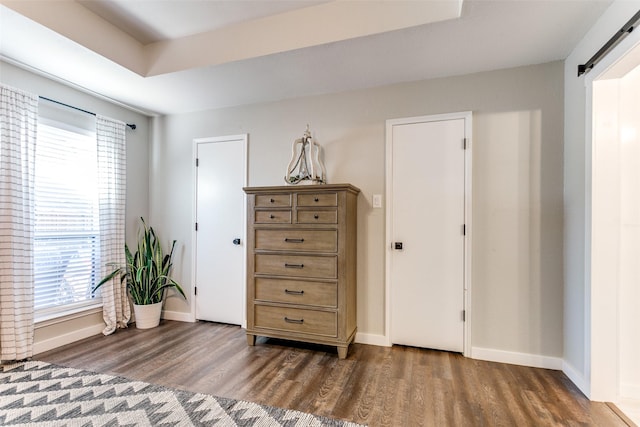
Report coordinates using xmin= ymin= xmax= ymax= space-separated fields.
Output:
xmin=233 ymin=238 xmax=241 ymax=245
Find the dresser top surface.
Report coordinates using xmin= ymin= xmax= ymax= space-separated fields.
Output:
xmin=243 ymin=183 xmax=360 ymax=195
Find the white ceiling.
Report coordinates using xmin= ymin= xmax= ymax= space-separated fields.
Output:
xmin=0 ymin=0 xmax=613 ymax=116
xmin=78 ymin=0 xmax=333 ymax=45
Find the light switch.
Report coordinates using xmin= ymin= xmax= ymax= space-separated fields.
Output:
xmin=373 ymin=194 xmax=382 ymax=208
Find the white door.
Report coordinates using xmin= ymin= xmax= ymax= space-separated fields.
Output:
xmin=194 ymin=135 xmax=247 ymax=325
xmin=387 ymin=113 xmax=470 ymax=352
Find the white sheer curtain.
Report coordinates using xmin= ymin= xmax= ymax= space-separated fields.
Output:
xmin=96 ymin=115 xmax=129 ymax=335
xmin=0 ymin=84 xmax=38 ymax=361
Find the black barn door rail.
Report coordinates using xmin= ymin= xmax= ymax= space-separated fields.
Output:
xmin=578 ymin=9 xmax=640 ymax=77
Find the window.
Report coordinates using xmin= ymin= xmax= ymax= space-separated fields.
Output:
xmin=33 ymin=118 xmax=101 ymax=316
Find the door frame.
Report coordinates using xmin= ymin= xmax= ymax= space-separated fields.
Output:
xmin=384 ymin=112 xmax=473 ymax=356
xmin=191 ymin=134 xmax=248 ymax=327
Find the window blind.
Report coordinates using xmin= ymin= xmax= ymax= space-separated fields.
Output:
xmin=34 ymin=120 xmax=101 ymax=314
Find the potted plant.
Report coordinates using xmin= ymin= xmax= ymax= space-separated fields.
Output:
xmin=94 ymin=217 xmax=186 ymax=329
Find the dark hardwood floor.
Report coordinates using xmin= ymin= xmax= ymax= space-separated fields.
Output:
xmin=36 ymin=320 xmax=629 ymax=426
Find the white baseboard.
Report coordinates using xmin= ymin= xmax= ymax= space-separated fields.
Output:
xmin=355 ymin=332 xmax=390 ymax=347
xmin=621 ymin=383 xmax=640 ymax=400
xmin=562 ymin=360 xmax=590 ymax=398
xmin=33 ymin=310 xmax=193 ymax=356
xmin=471 ymin=346 xmax=563 ymax=370
xmin=33 ymin=323 xmax=104 ymax=356
xmin=161 ymin=310 xmax=195 ymax=322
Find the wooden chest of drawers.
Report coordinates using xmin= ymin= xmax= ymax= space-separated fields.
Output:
xmin=243 ymin=184 xmax=359 ymax=359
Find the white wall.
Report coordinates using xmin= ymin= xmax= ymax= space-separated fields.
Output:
xmin=563 ymin=0 xmax=640 ymax=398
xmin=0 ymin=60 xmax=151 ymax=353
xmin=151 ymin=61 xmax=565 ymax=362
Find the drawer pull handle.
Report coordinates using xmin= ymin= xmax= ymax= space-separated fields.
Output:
xmin=284 ymin=263 xmax=304 ymax=268
xmin=270 ymin=198 xmax=275 ymax=203
xmin=284 ymin=317 xmax=304 ymax=324
xmin=314 ymin=214 xmax=319 ymax=219
xmin=269 ymin=214 xmax=275 ymax=219
xmin=284 ymin=238 xmax=304 ymax=243
xmin=284 ymin=289 xmax=304 ymax=295
xmin=314 ymin=197 xmax=319 ymax=202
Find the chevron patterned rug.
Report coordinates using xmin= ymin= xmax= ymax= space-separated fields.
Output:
xmin=0 ymin=360 xmax=363 ymax=426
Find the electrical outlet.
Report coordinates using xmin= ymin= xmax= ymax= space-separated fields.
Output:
xmin=373 ymin=194 xmax=382 ymax=208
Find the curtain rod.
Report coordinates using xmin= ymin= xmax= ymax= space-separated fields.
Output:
xmin=578 ymin=9 xmax=640 ymax=77
xmin=39 ymin=96 xmax=137 ymax=130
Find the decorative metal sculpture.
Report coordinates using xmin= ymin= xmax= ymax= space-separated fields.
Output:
xmin=285 ymin=125 xmax=326 ymax=185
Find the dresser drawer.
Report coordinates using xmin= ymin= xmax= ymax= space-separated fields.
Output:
xmin=254 ymin=305 xmax=337 ymax=337
xmin=255 ymin=229 xmax=337 ymax=252
xmin=297 ymin=209 xmax=337 ymax=224
xmin=255 ymin=278 xmax=337 ymax=307
xmin=255 ymin=254 xmax=337 ymax=278
xmin=297 ymin=192 xmax=337 ymax=207
xmin=255 ymin=210 xmax=291 ymax=224
xmin=256 ymin=194 xmax=292 ymax=207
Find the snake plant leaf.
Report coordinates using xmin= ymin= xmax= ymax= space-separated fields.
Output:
xmin=94 ymin=217 xmax=186 ymax=306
